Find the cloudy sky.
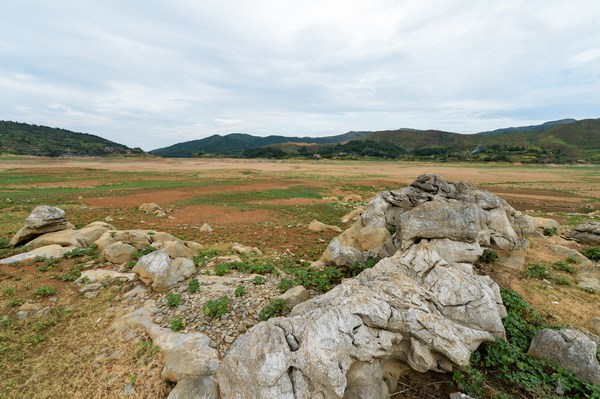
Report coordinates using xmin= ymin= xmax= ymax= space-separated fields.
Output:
xmin=1 ymin=1 xmax=599 ymax=150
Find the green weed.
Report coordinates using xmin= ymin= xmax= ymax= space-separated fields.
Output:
xmin=234 ymin=286 xmax=246 ymax=297
xmin=203 ymin=296 xmax=230 ymax=318
xmin=35 ymin=286 xmax=57 ymax=297
xmin=169 ymin=317 xmax=185 ymax=332
xmin=259 ymin=298 xmax=287 ymax=321
xmin=166 ymin=293 xmax=181 ymax=307
xmin=188 ymin=279 xmax=200 ymax=293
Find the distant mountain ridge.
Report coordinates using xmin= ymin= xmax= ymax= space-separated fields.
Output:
xmin=0 ymin=121 xmax=143 ymax=157
xmin=150 ymin=118 xmax=600 ymax=163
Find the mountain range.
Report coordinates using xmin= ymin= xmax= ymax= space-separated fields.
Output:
xmin=1 ymin=118 xmax=599 ymax=163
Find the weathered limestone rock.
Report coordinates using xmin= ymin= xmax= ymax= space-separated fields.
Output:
xmin=278 ymin=285 xmax=310 ymax=310
xmin=75 ymin=269 xmax=136 ymax=284
xmin=10 ymin=205 xmax=70 ymax=246
xmin=139 ymin=203 xmax=162 ymax=214
xmin=341 ymin=207 xmax=364 ymax=224
xmin=149 ymin=232 xmax=182 ymax=244
xmin=308 ymin=220 xmax=342 ymax=233
xmin=167 ymin=376 xmax=217 ymax=399
xmin=95 ymin=230 xmax=152 ymax=251
xmin=131 ymin=250 xmax=194 ymax=291
xmin=218 ymin=242 xmax=506 ymax=399
xmin=232 ymin=243 xmax=262 ymax=256
xmin=113 ymin=306 xmax=219 ymax=385
xmin=0 ymin=244 xmax=74 ymax=264
xmin=568 ymin=222 xmax=600 ymax=245
xmin=103 ymin=242 xmax=137 ymax=263
xmin=528 ymin=328 xmax=600 ymax=385
xmin=28 ymin=222 xmax=113 ymax=249
xmin=319 ymin=173 xmax=530 ymax=268
xmin=164 ymin=241 xmax=194 ymax=258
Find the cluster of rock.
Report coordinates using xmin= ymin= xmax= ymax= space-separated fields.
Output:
xmin=4 ymin=174 xmax=600 ymax=399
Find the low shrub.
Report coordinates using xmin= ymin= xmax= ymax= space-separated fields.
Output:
xmin=259 ymin=298 xmax=287 ymax=321
xmin=188 ymin=279 xmax=200 ymax=293
xmin=584 ymin=247 xmax=600 ymax=261
xmin=234 ymin=286 xmax=246 ymax=297
xmin=524 ymin=264 xmax=550 ymax=280
xmin=203 ymin=296 xmax=230 ymax=318
xmin=35 ymin=286 xmax=57 ymax=297
xmin=542 ymin=227 xmax=557 ymax=237
xmin=166 ymin=293 xmax=181 ymax=307
xmin=170 ymin=317 xmax=185 ymax=332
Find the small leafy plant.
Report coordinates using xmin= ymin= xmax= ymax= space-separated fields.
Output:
xmin=166 ymin=293 xmax=181 ymax=307
xmin=259 ymin=298 xmax=287 ymax=321
xmin=170 ymin=317 xmax=185 ymax=332
xmin=553 ymin=261 xmax=575 ymax=274
xmin=524 ymin=264 xmax=550 ymax=280
xmin=252 ymin=276 xmax=264 ymax=285
xmin=478 ymin=249 xmax=499 ymax=264
xmin=203 ymin=296 xmax=230 ymax=318
xmin=542 ymin=227 xmax=557 ymax=237
xmin=584 ymin=247 xmax=600 ymax=261
xmin=214 ymin=263 xmax=231 ymax=276
xmin=234 ymin=286 xmax=246 ymax=297
xmin=35 ymin=286 xmax=57 ymax=297
xmin=188 ymin=279 xmax=200 ymax=293
xmin=277 ymin=278 xmax=297 ymax=293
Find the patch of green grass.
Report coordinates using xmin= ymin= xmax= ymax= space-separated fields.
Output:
xmin=277 ymin=278 xmax=297 ymax=293
xmin=453 ymin=289 xmax=600 ymax=398
xmin=169 ymin=317 xmax=185 ymax=332
xmin=478 ymin=249 xmax=499 ymax=264
xmin=7 ymin=299 xmax=23 ymax=308
xmin=584 ymin=247 xmax=600 ymax=261
xmin=542 ymin=227 xmax=558 ymax=237
xmin=193 ymin=248 xmax=221 ymax=267
xmin=203 ymin=296 xmax=230 ymax=318
xmin=566 ymin=256 xmax=578 ymax=264
xmin=135 ymin=339 xmax=160 ymax=358
xmin=35 ymin=286 xmax=57 ymax=297
xmin=252 ymin=276 xmax=264 ymax=285
xmin=553 ymin=261 xmax=575 ymax=274
xmin=524 ymin=264 xmax=550 ymax=280
xmin=259 ymin=298 xmax=287 ymax=321
xmin=234 ymin=286 xmax=246 ymax=297
xmin=166 ymin=293 xmax=181 ymax=308
xmin=0 ymin=237 xmax=10 ymax=249
xmin=188 ymin=279 xmax=200 ymax=293
xmin=59 ymin=265 xmax=82 ymax=282
xmin=2 ymin=287 xmax=16 ymax=298
xmin=214 ymin=263 xmax=231 ymax=276
xmin=228 ymin=261 xmax=278 ymax=275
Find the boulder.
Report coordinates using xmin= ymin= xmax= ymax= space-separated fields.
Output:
xmin=232 ymin=243 xmax=262 ymax=256
xmin=139 ymin=203 xmax=162 ymax=213
xmin=528 ymin=328 xmax=600 ymax=385
xmin=318 ymin=173 xmax=529 ymax=267
xmin=27 ymin=222 xmax=113 ymax=249
xmin=568 ymin=222 xmax=600 ymax=245
xmin=308 ymin=220 xmax=342 ymax=233
xmin=167 ymin=377 xmax=217 ymax=399
xmin=103 ymin=242 xmax=137 ymax=263
xmin=0 ymin=244 xmax=75 ymax=264
xmin=95 ymin=230 xmax=152 ymax=251
xmin=218 ymin=241 xmax=507 ymax=399
xmin=278 ymin=285 xmax=310 ymax=310
xmin=113 ymin=306 xmax=219 ymax=384
xmin=164 ymin=241 xmax=194 ymax=258
xmin=132 ymin=250 xmax=194 ymax=291
xmin=76 ymin=269 xmax=136 ymax=284
xmin=10 ymin=205 xmax=70 ymax=246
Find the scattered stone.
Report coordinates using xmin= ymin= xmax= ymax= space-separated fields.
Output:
xmin=16 ymin=311 xmax=29 ymax=320
xmin=79 ymin=283 xmax=103 ymax=293
xmin=528 ymin=328 xmax=600 ymax=385
xmin=9 ymin=205 xmax=70 ymax=246
xmin=154 ymin=210 xmax=167 ymax=218
xmin=450 ymin=393 xmax=476 ymax=399
xmin=200 ymin=224 xmax=213 ymax=232
xmin=568 ymin=222 xmax=600 ymax=245
xmin=105 ymin=216 xmax=113 ymax=222
xmin=307 ymin=220 xmax=342 ymax=233
xmin=123 ymin=383 xmax=136 ymax=396
xmin=83 ymin=291 xmax=99 ymax=299
xmin=0 ymin=244 xmax=75 ymax=265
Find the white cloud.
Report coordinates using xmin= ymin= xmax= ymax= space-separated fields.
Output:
xmin=0 ymin=0 xmax=599 ymax=150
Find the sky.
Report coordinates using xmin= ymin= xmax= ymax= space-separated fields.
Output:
xmin=1 ymin=1 xmax=599 ymax=150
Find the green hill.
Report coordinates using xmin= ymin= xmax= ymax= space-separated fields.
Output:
xmin=0 ymin=121 xmax=143 ymax=157
xmin=150 ymin=131 xmax=370 ymax=157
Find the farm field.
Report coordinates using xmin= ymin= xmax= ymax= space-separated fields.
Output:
xmin=0 ymin=156 xmax=599 ymax=399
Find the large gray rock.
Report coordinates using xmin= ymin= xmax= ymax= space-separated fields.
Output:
xmin=113 ymin=306 xmax=219 ymax=384
xmin=167 ymin=376 xmax=217 ymax=399
xmin=27 ymin=221 xmax=113 ymax=249
xmin=10 ymin=205 xmax=70 ymax=246
xmin=0 ymin=244 xmax=75 ymax=264
xmin=218 ymin=241 xmax=506 ymax=399
xmin=528 ymin=328 xmax=600 ymax=385
xmin=568 ymin=222 xmax=600 ymax=245
xmin=131 ymin=250 xmax=195 ymax=291
xmin=320 ymin=173 xmax=529 ymax=267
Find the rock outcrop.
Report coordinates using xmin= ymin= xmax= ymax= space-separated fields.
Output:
xmin=218 ymin=174 xmax=522 ymax=399
xmin=568 ymin=222 xmax=600 ymax=245
xmin=528 ymin=328 xmax=600 ymax=385
xmin=132 ymin=249 xmax=195 ymax=291
xmin=10 ymin=205 xmax=71 ymax=246
xmin=27 ymin=221 xmax=114 ymax=249
xmin=0 ymin=244 xmax=75 ymax=264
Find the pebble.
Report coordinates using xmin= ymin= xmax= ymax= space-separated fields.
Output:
xmin=16 ymin=311 xmax=28 ymax=320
